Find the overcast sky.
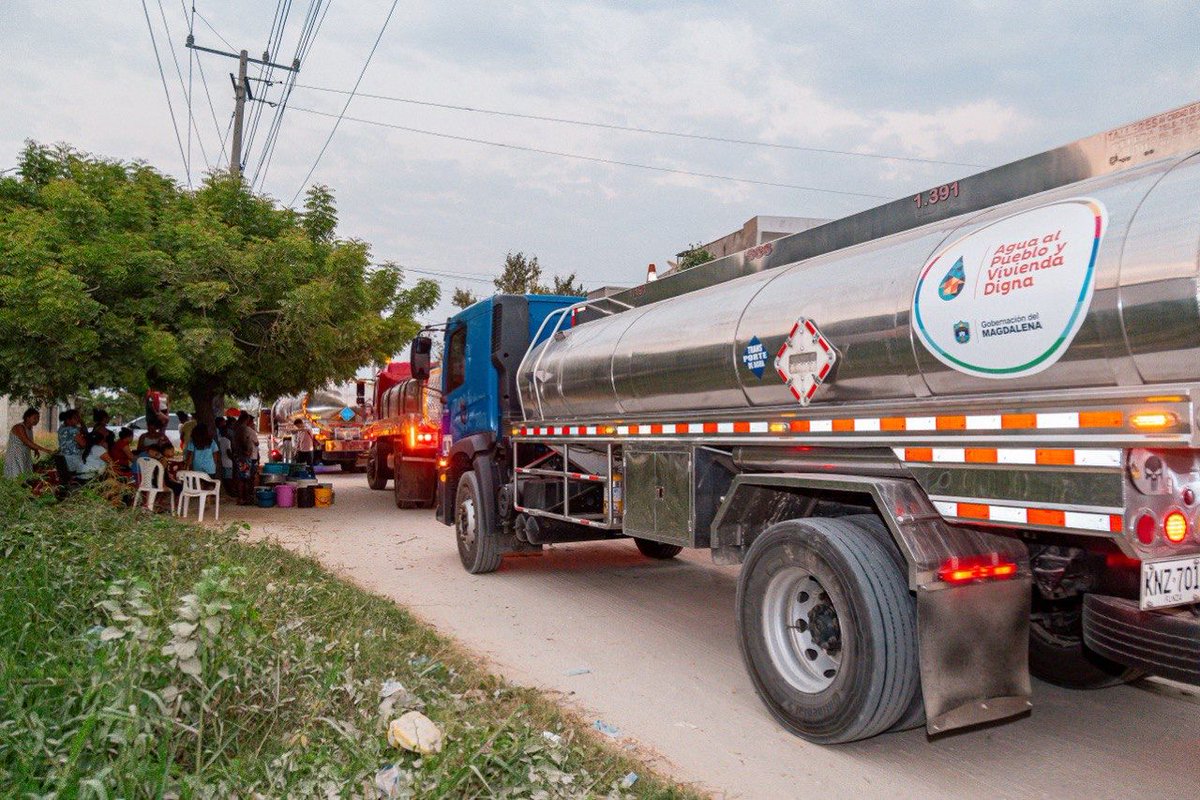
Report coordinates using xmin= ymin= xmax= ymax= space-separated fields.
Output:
xmin=3 ymin=2 xmax=1198 ymax=324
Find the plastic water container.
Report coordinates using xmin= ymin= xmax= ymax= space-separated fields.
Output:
xmin=275 ymin=483 xmax=295 ymax=508
xmin=297 ymin=486 xmax=316 ymax=508
xmin=314 ymin=485 xmax=333 ymax=507
xmin=254 ymin=486 xmax=276 ymax=508
xmin=262 ymin=463 xmax=290 ymax=476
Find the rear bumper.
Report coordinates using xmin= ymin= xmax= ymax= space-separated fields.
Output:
xmin=1083 ymin=594 xmax=1200 ymax=685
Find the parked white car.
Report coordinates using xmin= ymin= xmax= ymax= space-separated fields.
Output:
xmin=118 ymin=413 xmax=182 ymax=448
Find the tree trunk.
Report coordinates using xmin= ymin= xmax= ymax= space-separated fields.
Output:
xmin=189 ymin=384 xmax=220 ymax=433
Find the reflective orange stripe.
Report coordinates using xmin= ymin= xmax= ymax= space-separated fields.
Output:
xmin=703 ymin=422 xmax=718 ymax=433
xmin=1109 ymin=515 xmax=1123 ymax=533
xmin=1080 ymin=411 xmax=1124 ymax=428
xmin=964 ymin=448 xmax=998 ymax=463
xmin=733 ymin=421 xmax=751 ymax=433
xmin=880 ymin=417 xmax=906 ymax=431
xmin=1035 ymin=449 xmax=1074 ymax=466
xmin=832 ymin=419 xmax=855 ymax=432
xmin=1028 ymin=508 xmax=1066 ymax=526
xmin=936 ymin=415 xmax=966 ymax=430
xmin=958 ymin=503 xmax=990 ymax=519
xmin=628 ymin=424 xmax=640 ymax=435
xmin=789 ymin=420 xmax=810 ymax=432
xmin=650 ymin=424 xmax=663 ymax=434
xmin=1001 ymin=413 xmax=1037 ymax=429
xmin=905 ymin=447 xmax=933 ymax=462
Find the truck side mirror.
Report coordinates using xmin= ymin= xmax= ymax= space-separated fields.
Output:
xmin=410 ymin=335 xmax=433 ymax=381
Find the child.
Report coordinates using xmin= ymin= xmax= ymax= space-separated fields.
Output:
xmin=159 ymin=443 xmax=184 ymax=500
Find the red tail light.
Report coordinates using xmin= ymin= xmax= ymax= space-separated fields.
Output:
xmin=1135 ymin=513 xmax=1157 ymax=545
xmin=938 ymin=558 xmax=1018 ymax=584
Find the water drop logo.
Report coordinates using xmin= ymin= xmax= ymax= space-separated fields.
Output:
xmin=938 ymin=256 xmax=966 ymax=300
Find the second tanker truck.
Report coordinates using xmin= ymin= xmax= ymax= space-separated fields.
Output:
xmin=417 ymin=99 xmax=1200 ymax=743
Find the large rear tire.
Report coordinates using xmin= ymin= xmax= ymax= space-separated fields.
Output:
xmin=634 ymin=538 xmax=683 ymax=559
xmin=737 ymin=517 xmax=919 ymax=744
xmin=840 ymin=514 xmax=926 ymax=732
xmin=456 ymin=471 xmax=502 ymax=574
xmin=1029 ymin=594 xmax=1141 ymax=689
xmin=366 ymin=443 xmax=389 ymax=490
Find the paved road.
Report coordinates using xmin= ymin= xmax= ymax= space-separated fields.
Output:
xmin=237 ymin=474 xmax=1200 ymax=799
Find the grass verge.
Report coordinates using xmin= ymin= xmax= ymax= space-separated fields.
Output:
xmin=0 ymin=482 xmax=704 ymax=799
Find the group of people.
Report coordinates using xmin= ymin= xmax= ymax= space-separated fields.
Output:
xmin=4 ymin=406 xmax=265 ymax=507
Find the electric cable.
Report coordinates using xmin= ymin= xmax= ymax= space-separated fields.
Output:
xmin=287 ymin=105 xmax=890 ymax=199
xmin=293 ymin=84 xmax=985 ymax=169
xmin=289 ymin=0 xmax=400 ymax=206
xmin=140 ymin=0 xmax=190 ymax=179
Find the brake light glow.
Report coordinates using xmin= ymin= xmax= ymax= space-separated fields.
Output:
xmin=1130 ymin=411 xmax=1177 ymax=430
xmin=938 ymin=558 xmax=1018 ymax=584
xmin=1163 ymin=510 xmax=1188 ymax=543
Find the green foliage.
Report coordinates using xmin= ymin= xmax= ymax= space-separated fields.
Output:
xmin=0 ymin=484 xmax=698 ymax=799
xmin=0 ymin=142 xmax=439 ymax=419
xmin=491 ymin=251 xmax=584 ymax=298
xmin=450 ymin=286 xmax=479 ymax=309
xmin=551 ymin=272 xmax=585 ymax=295
xmin=676 ymin=245 xmax=715 ymax=271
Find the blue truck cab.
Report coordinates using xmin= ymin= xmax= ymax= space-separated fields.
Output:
xmin=435 ymin=293 xmax=580 ymax=533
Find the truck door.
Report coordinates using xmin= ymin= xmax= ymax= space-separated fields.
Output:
xmin=444 ymin=305 xmax=499 ymax=444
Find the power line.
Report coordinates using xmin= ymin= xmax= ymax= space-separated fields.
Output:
xmin=293 ymin=84 xmax=985 ymax=169
xmin=287 ymin=105 xmax=890 ymax=200
xmin=154 ymin=0 xmax=209 ymax=178
xmin=289 ymin=0 xmax=399 ymax=206
xmin=140 ymin=0 xmax=189 ymax=178
xmin=194 ymin=9 xmax=235 ymax=51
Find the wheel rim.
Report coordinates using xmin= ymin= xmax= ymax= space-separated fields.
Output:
xmin=762 ymin=567 xmax=843 ymax=693
xmin=457 ymin=494 xmax=477 ymax=551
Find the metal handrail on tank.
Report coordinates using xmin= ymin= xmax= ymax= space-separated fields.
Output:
xmin=516 ymin=297 xmax=619 ymax=421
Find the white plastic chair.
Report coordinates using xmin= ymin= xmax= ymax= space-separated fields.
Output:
xmin=176 ymin=470 xmax=221 ymax=522
xmin=135 ymin=457 xmax=175 ymax=513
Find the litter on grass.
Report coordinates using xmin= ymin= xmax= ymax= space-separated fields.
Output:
xmin=593 ymin=720 xmax=620 ymax=738
xmin=388 ymin=711 xmax=444 ymax=754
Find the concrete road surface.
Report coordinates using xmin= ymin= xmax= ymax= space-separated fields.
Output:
xmin=237 ymin=474 xmax=1200 ymax=799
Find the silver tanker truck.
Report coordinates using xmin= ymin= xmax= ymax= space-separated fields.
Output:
xmin=432 ymin=100 xmax=1200 ymax=744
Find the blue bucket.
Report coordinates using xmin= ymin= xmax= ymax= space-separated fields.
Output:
xmin=254 ymin=486 xmax=276 ymax=508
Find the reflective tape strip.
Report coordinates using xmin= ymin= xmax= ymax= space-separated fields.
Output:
xmin=894 ymin=447 xmax=1123 ymax=467
xmin=932 ymin=497 xmax=1123 ymax=532
xmin=512 ymin=408 xmax=1136 ymax=437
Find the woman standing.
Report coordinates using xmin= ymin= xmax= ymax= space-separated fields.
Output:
xmin=184 ymin=423 xmax=221 ymax=479
xmin=5 ymin=408 xmax=51 ymax=478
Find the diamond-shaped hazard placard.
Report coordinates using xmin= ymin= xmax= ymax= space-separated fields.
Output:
xmin=774 ymin=318 xmax=837 ymax=405
xmin=339 ymin=406 xmax=356 ymax=422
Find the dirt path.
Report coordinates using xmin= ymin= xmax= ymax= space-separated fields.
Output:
xmin=235 ymin=473 xmax=1200 ymax=799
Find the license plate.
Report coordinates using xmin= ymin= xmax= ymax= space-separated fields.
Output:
xmin=1140 ymin=555 xmax=1200 ymax=610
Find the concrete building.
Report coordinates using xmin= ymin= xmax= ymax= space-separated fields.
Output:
xmin=686 ymin=215 xmax=830 ymax=260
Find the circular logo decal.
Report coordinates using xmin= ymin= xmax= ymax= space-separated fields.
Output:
xmin=912 ymin=198 xmax=1106 ymax=379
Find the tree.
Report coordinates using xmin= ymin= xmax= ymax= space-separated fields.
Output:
xmin=676 ymin=244 xmax=715 ymax=271
xmin=493 ymin=251 xmax=545 ymax=294
xmin=451 ymin=287 xmax=479 ymax=309
xmin=490 ymin=251 xmax=584 ymax=297
xmin=550 ymin=272 xmax=584 ymax=296
xmin=0 ymin=141 xmax=440 ymax=428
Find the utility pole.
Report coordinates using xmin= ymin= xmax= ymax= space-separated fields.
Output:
xmin=229 ymin=50 xmax=249 ymax=176
xmin=186 ymin=35 xmax=299 ymax=178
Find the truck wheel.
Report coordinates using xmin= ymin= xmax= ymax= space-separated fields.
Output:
xmin=634 ymin=538 xmax=683 ymax=559
xmin=366 ymin=443 xmax=389 ymax=490
xmin=1029 ymin=594 xmax=1141 ymax=689
xmin=840 ymin=513 xmax=925 ymax=732
xmin=456 ymin=471 xmax=502 ymax=574
xmin=737 ymin=517 xmax=919 ymax=744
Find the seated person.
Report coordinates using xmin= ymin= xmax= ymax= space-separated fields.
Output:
xmin=109 ymin=427 xmax=135 ymax=478
xmin=161 ymin=443 xmax=183 ymax=498
xmin=136 ymin=420 xmax=171 ymax=457
xmin=184 ymin=423 xmax=221 ymax=479
xmin=57 ymin=409 xmax=87 ymax=474
xmin=78 ymin=433 xmax=113 ymax=480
